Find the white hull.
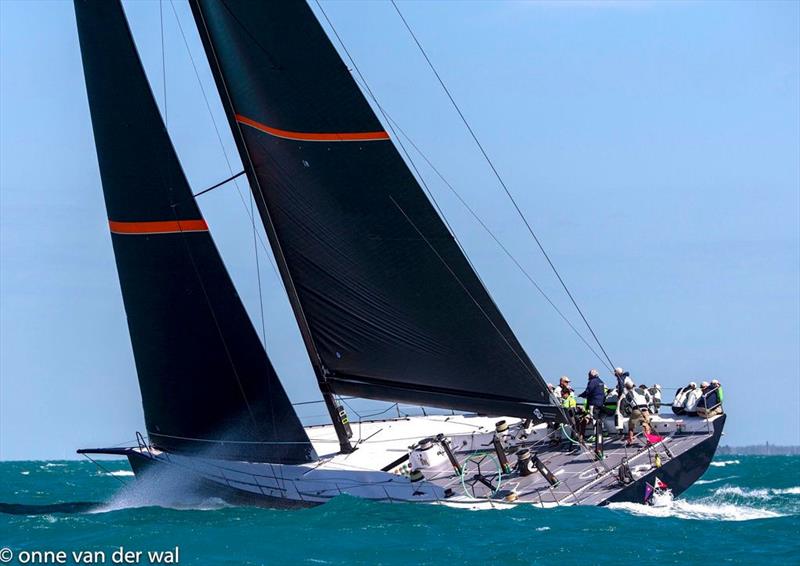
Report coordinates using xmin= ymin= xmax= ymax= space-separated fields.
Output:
xmin=118 ymin=412 xmax=725 ymax=509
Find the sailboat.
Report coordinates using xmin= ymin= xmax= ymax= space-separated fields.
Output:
xmin=74 ymin=0 xmax=725 ymax=509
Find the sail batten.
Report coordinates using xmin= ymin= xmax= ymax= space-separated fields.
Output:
xmin=74 ymin=0 xmax=317 ymax=463
xmin=190 ymin=0 xmax=558 ymax=422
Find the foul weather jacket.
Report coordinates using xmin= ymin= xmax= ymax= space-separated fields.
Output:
xmin=579 ymin=376 xmax=605 ymax=408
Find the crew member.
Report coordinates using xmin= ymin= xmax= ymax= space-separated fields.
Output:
xmin=649 ymin=384 xmax=663 ymax=414
xmin=672 ymin=384 xmax=689 ymax=415
xmin=683 ymin=382 xmax=702 ymax=416
xmin=622 ymin=380 xmax=652 ymax=446
xmin=578 ymin=369 xmax=605 ymax=417
xmin=561 ymin=387 xmax=577 ymax=411
xmin=711 ymin=379 xmax=724 ymax=404
xmin=553 ymin=375 xmax=572 ymax=400
xmin=614 ymin=367 xmax=630 ymax=395
xmin=697 ymin=381 xmax=723 ymax=418
xmin=637 ymin=383 xmax=653 ymax=413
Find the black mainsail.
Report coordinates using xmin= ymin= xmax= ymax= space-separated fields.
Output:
xmin=189 ymin=0 xmax=561 ymax=442
xmin=74 ymin=0 xmax=316 ymax=464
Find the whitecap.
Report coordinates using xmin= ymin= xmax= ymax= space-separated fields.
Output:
xmin=709 ymin=459 xmax=740 ymax=468
xmin=713 ymin=485 xmax=800 ymax=499
xmin=536 ymin=526 xmax=550 ymax=531
xmin=103 ymin=470 xmax=135 ymax=477
xmin=20 ymin=471 xmax=30 ymax=476
xmin=608 ymin=500 xmax=782 ymax=521
xmin=695 ymin=475 xmax=737 ymax=485
xmin=714 ymin=486 xmax=771 ymax=500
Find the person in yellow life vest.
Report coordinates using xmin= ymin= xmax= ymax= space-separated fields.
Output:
xmin=711 ymin=379 xmax=724 ymax=404
xmin=560 ymin=387 xmax=577 ymax=411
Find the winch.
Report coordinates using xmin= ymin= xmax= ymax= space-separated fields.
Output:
xmin=409 ymin=437 xmax=449 ymax=471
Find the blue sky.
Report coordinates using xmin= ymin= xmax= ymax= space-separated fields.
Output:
xmin=1 ymin=0 xmax=798 ymax=460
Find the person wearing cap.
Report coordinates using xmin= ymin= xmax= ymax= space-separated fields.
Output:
xmin=553 ymin=375 xmax=572 ymax=401
xmin=697 ymin=380 xmax=723 ymax=418
xmin=622 ymin=380 xmax=652 ymax=445
xmin=711 ymin=379 xmax=724 ymax=404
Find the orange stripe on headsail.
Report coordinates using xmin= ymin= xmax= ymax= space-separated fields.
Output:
xmin=109 ymin=219 xmax=208 ymax=235
xmin=235 ymin=114 xmax=389 ymax=142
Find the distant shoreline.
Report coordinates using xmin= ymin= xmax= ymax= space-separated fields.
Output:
xmin=717 ymin=444 xmax=800 ymax=456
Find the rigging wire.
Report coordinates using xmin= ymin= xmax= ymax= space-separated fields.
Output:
xmin=313 ymin=1 xmax=482 ymax=282
xmin=315 ymin=0 xmax=550 ymax=386
xmin=391 ymin=195 xmax=548 ymax=382
xmin=159 ymin=0 xmax=167 ymax=126
xmin=80 ymin=453 xmax=130 ymax=487
xmin=315 ymin=1 xmax=611 ymax=372
xmin=167 ymin=0 xmax=280 ymax=283
xmin=167 ymin=1 xmax=284 ymax=432
xmin=390 ymin=0 xmax=616 ymax=371
xmin=192 ymin=169 xmax=245 ymax=198
xmin=250 ymin=183 xmax=268 ymax=348
xmin=356 ymin=83 xmax=612 ymax=372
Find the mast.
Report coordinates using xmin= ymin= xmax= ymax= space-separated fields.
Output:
xmin=189 ymin=1 xmax=354 ymax=453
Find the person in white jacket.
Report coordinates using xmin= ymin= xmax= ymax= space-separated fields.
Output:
xmin=683 ymin=382 xmax=702 ymax=416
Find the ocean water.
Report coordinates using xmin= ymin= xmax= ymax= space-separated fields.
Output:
xmin=1 ymin=455 xmax=798 ymax=565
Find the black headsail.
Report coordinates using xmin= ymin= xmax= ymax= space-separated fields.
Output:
xmin=74 ymin=0 xmax=316 ymax=464
xmin=189 ymin=0 xmax=561 ymax=441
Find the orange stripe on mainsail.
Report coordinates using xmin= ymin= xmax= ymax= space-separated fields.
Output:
xmin=235 ymin=114 xmax=389 ymax=142
xmin=109 ymin=219 xmax=208 ymax=235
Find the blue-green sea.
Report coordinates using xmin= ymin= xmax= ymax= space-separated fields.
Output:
xmin=1 ymin=455 xmax=798 ymax=565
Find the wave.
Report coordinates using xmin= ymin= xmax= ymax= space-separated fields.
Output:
xmin=695 ymin=475 xmax=737 ymax=485
xmin=714 ymin=485 xmax=800 ymax=499
xmin=103 ymin=470 xmax=135 ymax=477
xmin=608 ymin=481 xmax=799 ymax=521
xmin=714 ymin=486 xmax=772 ymax=499
xmin=608 ymin=499 xmax=782 ymax=521
xmin=709 ymin=459 xmax=740 ymax=468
